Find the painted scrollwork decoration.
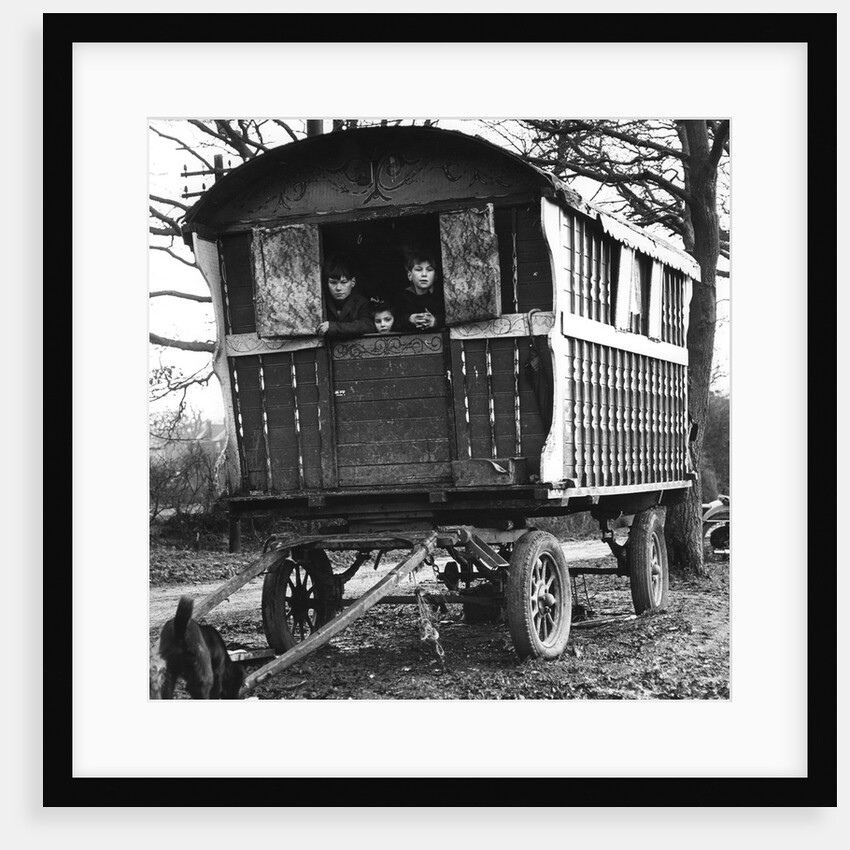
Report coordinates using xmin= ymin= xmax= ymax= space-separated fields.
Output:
xmin=333 ymin=334 xmax=443 ymax=360
xmin=449 ymin=312 xmax=556 ymax=339
xmin=222 ymin=137 xmax=534 ymax=222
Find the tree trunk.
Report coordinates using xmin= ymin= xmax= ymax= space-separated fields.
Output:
xmin=664 ymin=121 xmax=722 ymax=577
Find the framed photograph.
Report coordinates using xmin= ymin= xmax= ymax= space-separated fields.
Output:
xmin=46 ymin=11 xmax=836 ymax=813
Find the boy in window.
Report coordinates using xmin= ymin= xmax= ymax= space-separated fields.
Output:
xmin=316 ymin=253 xmax=373 ymax=339
xmin=397 ymin=251 xmax=445 ymax=332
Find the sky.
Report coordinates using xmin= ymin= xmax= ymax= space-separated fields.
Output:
xmin=148 ymin=118 xmax=731 ymax=423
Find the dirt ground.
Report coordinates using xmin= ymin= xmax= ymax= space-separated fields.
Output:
xmin=150 ymin=529 xmax=729 ymax=700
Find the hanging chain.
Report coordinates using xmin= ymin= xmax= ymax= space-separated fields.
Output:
xmin=415 ymin=585 xmax=446 ymax=663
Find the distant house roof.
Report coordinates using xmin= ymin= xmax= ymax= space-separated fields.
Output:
xmin=192 ymin=421 xmax=226 ymax=444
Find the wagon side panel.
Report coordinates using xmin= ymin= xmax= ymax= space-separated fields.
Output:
xmin=540 ymin=197 xmax=692 ymax=490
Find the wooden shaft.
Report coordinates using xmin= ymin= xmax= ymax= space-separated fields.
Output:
xmin=190 ymin=542 xmax=301 ymax=621
xmin=242 ymin=532 xmax=438 ymax=694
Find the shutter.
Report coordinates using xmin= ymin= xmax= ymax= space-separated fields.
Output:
xmin=440 ymin=206 xmax=502 ymax=325
xmin=252 ymin=224 xmax=322 ymax=337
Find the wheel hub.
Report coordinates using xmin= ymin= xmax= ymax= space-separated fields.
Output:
xmin=537 ymin=591 xmax=556 ymax=609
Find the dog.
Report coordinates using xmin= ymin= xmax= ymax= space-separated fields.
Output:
xmin=152 ymin=596 xmax=245 ymax=699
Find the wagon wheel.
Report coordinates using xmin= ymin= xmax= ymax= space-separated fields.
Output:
xmin=506 ymin=531 xmax=572 ymax=660
xmin=261 ymin=549 xmax=335 ymax=653
xmin=707 ymin=523 xmax=730 ymax=551
xmin=709 ymin=523 xmax=730 ymax=550
xmin=627 ymin=508 xmax=669 ymax=613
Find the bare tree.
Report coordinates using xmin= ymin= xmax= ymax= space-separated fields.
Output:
xmin=490 ymin=119 xmax=729 ymax=575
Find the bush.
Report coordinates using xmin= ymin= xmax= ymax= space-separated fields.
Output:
xmin=150 ymin=441 xmax=221 ymax=519
xmin=701 ymin=391 xmax=729 ymax=497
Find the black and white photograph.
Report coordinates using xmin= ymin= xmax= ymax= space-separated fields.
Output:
xmin=37 ymin=9 xmax=838 ymax=817
xmin=147 ymin=117 xmax=732 ymax=702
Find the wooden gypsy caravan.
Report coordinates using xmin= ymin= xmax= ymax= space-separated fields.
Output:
xmin=179 ymin=125 xmax=699 ymax=685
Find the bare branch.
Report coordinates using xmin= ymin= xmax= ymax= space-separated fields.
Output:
xmin=150 ymin=333 xmax=215 ymax=353
xmin=187 ymin=119 xmax=272 ymax=161
xmin=708 ymin=120 xmax=730 ymax=170
xmin=213 ymin=119 xmax=261 ymax=159
xmin=526 ymin=153 xmax=694 ymax=207
xmin=525 ymin=118 xmax=687 ymax=160
xmin=149 ymin=367 xmax=214 ymax=403
xmin=149 ymin=206 xmax=182 ymax=235
xmin=150 ymin=193 xmax=191 ymax=212
xmin=150 ymin=125 xmax=214 ymax=170
xmin=149 ymin=245 xmax=198 ymax=268
xmin=272 ymin=120 xmax=300 ymax=142
xmin=150 ymin=289 xmax=211 ymax=303
xmin=187 ymin=119 xmax=230 ymax=145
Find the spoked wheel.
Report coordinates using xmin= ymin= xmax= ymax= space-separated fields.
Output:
xmin=627 ymin=508 xmax=669 ymax=613
xmin=506 ymin=531 xmax=571 ymax=660
xmin=262 ymin=549 xmax=334 ymax=653
xmin=707 ymin=523 xmax=730 ymax=551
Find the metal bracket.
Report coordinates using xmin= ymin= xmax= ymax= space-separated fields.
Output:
xmin=449 ymin=527 xmax=510 ymax=571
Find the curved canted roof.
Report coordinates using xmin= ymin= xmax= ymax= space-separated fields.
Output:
xmin=182 ymin=124 xmax=699 ymax=278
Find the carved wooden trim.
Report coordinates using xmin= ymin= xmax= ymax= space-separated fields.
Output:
xmin=225 ymin=333 xmax=322 ymax=357
xmin=449 ymin=311 xmax=555 ymax=339
xmin=561 ymin=312 xmax=688 ymax=366
xmin=192 ymin=235 xmax=242 ymax=491
xmin=331 ymin=334 xmax=443 ymax=360
xmin=539 ymin=199 xmax=567 ymax=485
xmin=598 ymin=212 xmax=700 ymax=279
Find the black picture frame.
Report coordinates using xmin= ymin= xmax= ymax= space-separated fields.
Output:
xmin=45 ymin=11 xmax=836 ymax=807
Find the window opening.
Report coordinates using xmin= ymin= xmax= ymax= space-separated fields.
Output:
xmin=320 ymin=214 xmax=445 ymax=335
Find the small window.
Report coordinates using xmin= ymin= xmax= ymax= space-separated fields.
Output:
xmin=252 ymin=224 xmax=323 ymax=337
xmin=647 ymin=260 xmax=664 ymax=339
xmin=614 ymin=246 xmax=655 ymax=335
xmin=614 ymin=245 xmax=635 ymax=330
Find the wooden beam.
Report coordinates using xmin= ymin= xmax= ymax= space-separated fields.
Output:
xmin=242 ymin=533 xmax=437 ymax=694
xmin=190 ymin=540 xmax=307 ymax=622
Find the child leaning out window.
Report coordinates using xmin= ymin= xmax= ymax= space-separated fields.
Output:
xmin=315 ymin=253 xmax=374 ymax=340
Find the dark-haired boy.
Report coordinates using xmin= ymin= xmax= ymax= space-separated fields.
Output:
xmin=315 ymin=254 xmax=373 ymax=339
xmin=396 ymin=252 xmax=445 ymax=332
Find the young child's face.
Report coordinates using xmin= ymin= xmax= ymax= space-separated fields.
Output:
xmin=328 ymin=275 xmax=355 ymax=302
xmin=407 ymin=261 xmax=436 ymax=294
xmin=373 ymin=310 xmax=394 ymax=333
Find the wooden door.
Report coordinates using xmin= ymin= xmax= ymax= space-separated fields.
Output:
xmin=329 ymin=332 xmax=454 ymax=488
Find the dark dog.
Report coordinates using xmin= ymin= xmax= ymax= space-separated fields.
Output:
xmin=153 ymin=596 xmax=244 ymax=699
